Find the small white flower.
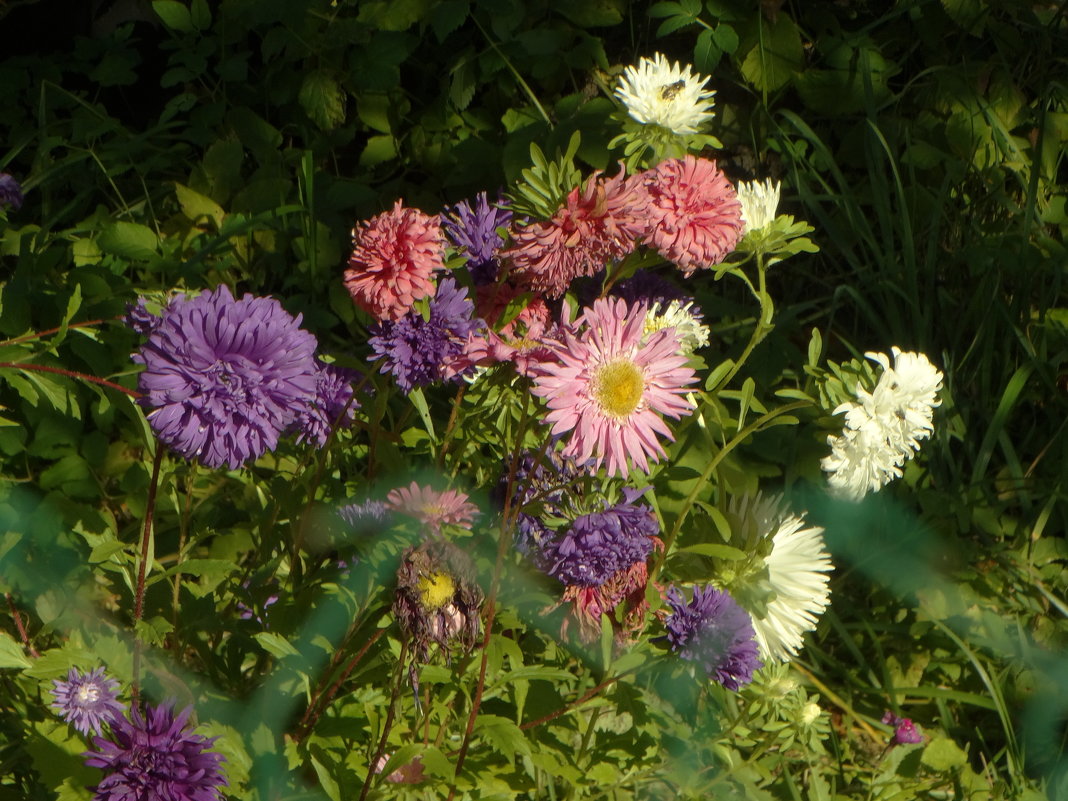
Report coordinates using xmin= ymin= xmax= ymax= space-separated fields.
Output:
xmin=737 ymin=178 xmax=781 ymax=234
xmin=729 ymin=495 xmax=833 ymax=663
xmin=642 ymin=300 xmax=710 ymax=355
xmin=614 ymin=53 xmax=715 ymax=136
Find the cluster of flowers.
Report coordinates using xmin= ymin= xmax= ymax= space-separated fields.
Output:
xmin=49 ymin=667 xmax=227 ymax=801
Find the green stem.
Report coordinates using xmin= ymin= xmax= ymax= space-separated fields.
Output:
xmin=713 ymin=255 xmax=774 ymax=393
xmin=132 ymin=445 xmax=164 ymax=702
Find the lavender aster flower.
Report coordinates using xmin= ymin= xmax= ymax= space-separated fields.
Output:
xmin=338 ymin=499 xmax=391 ymax=532
xmin=133 ymin=285 xmax=319 ymax=469
xmin=444 ymin=192 xmax=513 ymax=285
xmin=540 ymin=494 xmax=658 ymax=587
xmin=124 ymin=297 xmax=162 ymax=337
xmin=51 ymin=667 xmax=125 ymax=736
xmin=293 ymin=361 xmax=360 ymax=447
xmin=84 ymin=701 xmax=227 ymax=801
xmin=368 ymin=277 xmax=481 ymax=392
xmin=0 ymin=173 xmax=23 ymax=210
xmin=664 ymin=584 xmax=762 ymax=690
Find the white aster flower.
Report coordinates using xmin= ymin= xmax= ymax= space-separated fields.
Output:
xmin=642 ymin=300 xmax=710 ymax=355
xmin=737 ymin=178 xmax=781 ymax=234
xmin=822 ymin=347 xmax=943 ymax=500
xmin=614 ymin=53 xmax=715 ymax=135
xmin=728 ymin=495 xmax=833 ymax=663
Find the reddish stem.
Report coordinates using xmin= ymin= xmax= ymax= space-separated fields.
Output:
xmin=520 ymin=675 xmax=621 ymax=731
xmin=0 ymin=318 xmax=110 ymax=347
xmin=296 ymin=627 xmax=385 ymax=740
xmin=0 ymin=361 xmax=140 ymax=398
xmin=5 ymin=593 xmax=40 ymax=658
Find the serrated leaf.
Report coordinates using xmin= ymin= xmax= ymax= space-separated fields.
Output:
xmin=694 ymin=28 xmax=723 ymax=75
xmin=299 ymin=72 xmax=346 ymax=131
xmin=430 ymin=0 xmax=469 ymax=42
xmin=152 ymin=0 xmax=193 ymax=32
xmin=474 ymin=715 xmax=531 ymax=760
xmin=98 ymin=221 xmax=159 ymax=260
xmin=0 ymin=631 xmax=32 ymax=669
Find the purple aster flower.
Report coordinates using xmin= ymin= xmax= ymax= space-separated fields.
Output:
xmin=338 ymin=499 xmax=391 ymax=532
xmin=124 ymin=297 xmax=162 ymax=337
xmin=292 ymin=361 xmax=360 ymax=447
xmin=133 ymin=285 xmax=319 ymax=470
xmin=368 ymin=277 xmax=481 ymax=392
xmin=539 ymin=494 xmax=659 ymax=587
xmin=499 ymin=449 xmax=578 ymax=565
xmin=610 ymin=269 xmax=696 ymax=312
xmin=51 ymin=667 xmax=125 ymax=736
xmin=0 ymin=173 xmax=23 ymax=210
xmin=882 ymin=711 xmax=924 ymax=745
xmin=664 ymin=584 xmax=762 ymax=691
xmin=84 ymin=701 xmax=227 ymax=801
xmin=444 ymin=192 xmax=513 ymax=285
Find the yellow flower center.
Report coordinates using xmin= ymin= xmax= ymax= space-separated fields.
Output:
xmin=418 ymin=572 xmax=455 ymax=610
xmin=593 ymin=359 xmax=644 ymax=419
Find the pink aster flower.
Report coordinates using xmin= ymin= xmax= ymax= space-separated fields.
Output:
xmin=644 ymin=156 xmax=743 ymax=277
xmin=387 ymin=481 xmax=479 ymax=533
xmin=505 ymin=166 xmax=651 ymax=298
xmin=531 ymin=296 xmax=697 ymax=478
xmin=344 ymin=200 xmax=445 ymax=321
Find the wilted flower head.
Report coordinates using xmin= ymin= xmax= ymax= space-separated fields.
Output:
xmin=737 ymin=178 xmax=781 ymax=234
xmin=393 ymin=541 xmax=483 ymax=662
xmin=531 ymin=296 xmax=697 ymax=478
xmin=882 ymin=711 xmax=924 ymax=745
xmin=644 ymin=156 xmax=744 ymax=276
xmin=369 ymin=277 xmax=482 ymax=392
xmin=84 ymin=701 xmax=227 ymax=801
xmin=664 ymin=584 xmax=762 ymax=690
xmin=615 ymin=53 xmax=716 ymax=135
xmin=133 ymin=285 xmax=319 ymax=470
xmin=563 ymin=559 xmax=655 ymax=643
xmin=506 ymin=166 xmax=650 ymax=298
xmin=345 ymin=200 xmax=445 ymax=321
xmin=51 ymin=667 xmax=125 ymax=736
xmin=292 ymin=361 xmax=360 ymax=447
xmin=0 ymin=173 xmax=23 ymax=210
xmin=387 ymin=481 xmax=479 ymax=534
xmin=444 ymin=192 xmax=513 ymax=285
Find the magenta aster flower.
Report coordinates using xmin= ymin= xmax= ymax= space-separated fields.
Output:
xmin=387 ymin=481 xmax=479 ymax=534
xmin=506 ymin=166 xmax=651 ymax=298
xmin=664 ymin=584 xmax=762 ymax=690
xmin=345 ymin=200 xmax=446 ymax=321
xmin=531 ymin=296 xmax=697 ymax=478
xmin=51 ymin=667 xmax=125 ymax=736
xmin=292 ymin=361 xmax=360 ymax=447
xmin=133 ymin=285 xmax=319 ymax=470
xmin=882 ymin=711 xmax=924 ymax=745
xmin=644 ymin=156 xmax=743 ymax=276
xmin=84 ymin=702 xmax=227 ymax=801
xmin=444 ymin=192 xmax=512 ymax=285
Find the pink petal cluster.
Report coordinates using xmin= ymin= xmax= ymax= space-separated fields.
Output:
xmin=644 ymin=156 xmax=743 ymax=276
xmin=505 ymin=166 xmax=651 ymax=298
xmin=531 ymin=296 xmax=697 ymax=478
xmin=387 ymin=481 xmax=479 ymax=533
xmin=344 ymin=201 xmax=445 ymax=321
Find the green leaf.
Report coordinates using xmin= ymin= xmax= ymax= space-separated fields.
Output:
xmin=921 ymin=737 xmax=968 ymax=771
xmin=189 ymin=0 xmax=211 ymax=30
xmin=97 ymin=221 xmax=159 ymax=260
xmin=553 ymin=0 xmax=626 ymax=27
xmin=359 ymin=135 xmax=397 ymax=167
xmin=152 ymin=0 xmax=194 ymax=32
xmin=299 ymin=72 xmax=347 ymax=132
xmin=694 ymin=28 xmax=722 ymax=75
xmin=739 ymin=14 xmax=804 ymax=92
xmin=254 ymin=632 xmax=299 ymax=659
xmin=673 ymin=543 xmax=747 ymax=560
xmin=430 ymin=0 xmax=469 ymax=42
xmin=407 ymin=387 xmax=436 ymax=442
xmin=174 ymin=183 xmax=225 ymax=228
xmin=474 ymin=715 xmax=531 ymax=761
xmin=0 ymin=631 xmax=32 ymax=669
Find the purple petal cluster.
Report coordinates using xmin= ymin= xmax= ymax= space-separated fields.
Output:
xmin=664 ymin=584 xmax=762 ymax=690
xmin=882 ymin=711 xmax=924 ymax=745
xmin=51 ymin=667 xmax=125 ymax=736
xmin=133 ymin=285 xmax=319 ymax=469
xmin=444 ymin=192 xmax=513 ymax=285
xmin=502 ymin=449 xmax=577 ymax=566
xmin=124 ymin=298 xmax=161 ymax=337
xmin=610 ymin=269 xmax=698 ymax=313
xmin=338 ymin=499 xmax=392 ymax=532
xmin=368 ymin=277 xmax=481 ymax=392
xmin=540 ymin=496 xmax=658 ymax=587
xmin=292 ymin=361 xmax=360 ymax=447
xmin=0 ymin=173 xmax=23 ymax=210
xmin=84 ymin=702 xmax=227 ymax=801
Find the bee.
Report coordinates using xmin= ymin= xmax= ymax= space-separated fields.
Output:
xmin=659 ymin=81 xmax=686 ymax=100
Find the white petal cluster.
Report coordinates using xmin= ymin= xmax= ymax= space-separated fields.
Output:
xmin=821 ymin=347 xmax=944 ymax=500
xmin=730 ymin=495 xmax=833 ymax=663
xmin=737 ymin=178 xmax=781 ymax=234
xmin=614 ymin=53 xmax=715 ymax=136
xmin=642 ymin=300 xmax=710 ymax=355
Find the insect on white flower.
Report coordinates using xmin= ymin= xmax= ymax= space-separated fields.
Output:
xmin=615 ymin=53 xmax=716 ymax=136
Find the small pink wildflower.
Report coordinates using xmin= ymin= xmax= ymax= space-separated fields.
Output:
xmin=344 ymin=201 xmax=445 ymax=321
xmin=644 ymin=156 xmax=743 ymax=276
xmin=505 ymin=166 xmax=651 ymax=298
xmin=531 ymin=296 xmax=697 ymax=478
xmin=387 ymin=481 xmax=479 ymax=533
xmin=882 ymin=711 xmax=924 ymax=745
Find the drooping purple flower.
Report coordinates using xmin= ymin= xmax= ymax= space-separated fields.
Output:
xmin=338 ymin=499 xmax=391 ymax=532
xmin=664 ymin=584 xmax=762 ymax=690
xmin=610 ymin=269 xmax=699 ymax=315
xmin=499 ymin=449 xmax=579 ymax=566
xmin=368 ymin=277 xmax=482 ymax=392
xmin=292 ymin=361 xmax=360 ymax=447
xmin=0 ymin=173 xmax=23 ymax=210
xmin=124 ymin=297 xmax=162 ymax=337
xmin=84 ymin=701 xmax=227 ymax=801
xmin=444 ymin=192 xmax=513 ymax=285
xmin=882 ymin=711 xmax=924 ymax=745
xmin=133 ymin=285 xmax=319 ymax=470
xmin=539 ymin=494 xmax=659 ymax=587
xmin=51 ymin=667 xmax=125 ymax=736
